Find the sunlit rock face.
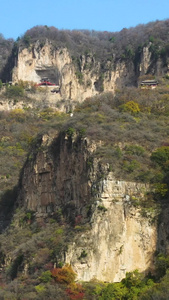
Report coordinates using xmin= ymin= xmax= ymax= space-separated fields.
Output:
xmin=12 ymin=40 xmax=138 ymax=102
xmin=65 ymin=174 xmax=157 ymax=282
xmin=17 ymin=133 xmax=157 ymax=282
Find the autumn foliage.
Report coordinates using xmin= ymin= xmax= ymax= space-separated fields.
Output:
xmin=119 ymin=100 xmax=140 ymax=114
xmin=50 ymin=265 xmax=85 ymax=298
xmin=66 ymin=283 xmax=85 ymax=299
xmin=50 ymin=264 xmax=76 ymax=284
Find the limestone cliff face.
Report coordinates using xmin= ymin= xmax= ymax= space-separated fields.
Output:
xmin=139 ymin=45 xmax=167 ymax=77
xmin=18 ymin=133 xmax=91 ymax=216
xmin=66 ymin=191 xmax=156 ymax=282
xmin=12 ymin=40 xmax=168 ymax=103
xmin=18 ymin=133 xmax=157 ymax=282
xmin=139 ymin=46 xmax=152 ymax=75
xmin=12 ymin=40 xmax=135 ymax=102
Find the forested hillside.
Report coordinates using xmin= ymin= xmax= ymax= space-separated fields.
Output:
xmin=21 ymin=19 xmax=169 ymax=63
xmin=1 ymin=19 xmax=169 ymax=83
xmin=0 ymin=82 xmax=169 ymax=298
xmin=0 ymin=20 xmax=169 ymax=299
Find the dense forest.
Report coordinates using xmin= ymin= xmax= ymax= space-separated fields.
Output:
xmin=0 ymin=20 xmax=169 ymax=299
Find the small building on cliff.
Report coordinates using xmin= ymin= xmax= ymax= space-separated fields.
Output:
xmin=140 ymin=80 xmax=158 ymax=89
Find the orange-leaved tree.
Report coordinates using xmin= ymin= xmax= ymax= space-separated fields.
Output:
xmin=50 ymin=264 xmax=76 ymax=284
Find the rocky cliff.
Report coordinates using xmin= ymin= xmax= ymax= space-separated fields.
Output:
xmin=11 ymin=40 xmax=168 ymax=103
xmin=66 ymin=176 xmax=157 ymax=282
xmin=12 ymin=40 xmax=131 ymax=102
xmin=1 ymin=24 xmax=169 ymax=285
xmin=17 ymin=132 xmax=158 ymax=282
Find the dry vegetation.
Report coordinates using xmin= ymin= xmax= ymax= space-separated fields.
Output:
xmin=20 ymin=20 xmax=169 ymax=61
xmin=1 ymin=20 xmax=169 ymax=298
xmin=0 ymin=81 xmax=169 ymax=298
xmin=0 ymin=34 xmax=14 ymax=77
xmin=1 ymin=19 xmax=169 ymax=83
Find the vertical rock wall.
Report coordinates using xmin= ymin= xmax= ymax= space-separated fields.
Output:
xmin=12 ymin=40 xmax=136 ymax=102
xmin=18 ymin=133 xmax=157 ymax=282
xmin=66 ymin=176 xmax=157 ymax=282
xmin=18 ymin=133 xmax=91 ymax=218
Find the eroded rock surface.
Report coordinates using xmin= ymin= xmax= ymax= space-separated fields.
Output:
xmin=12 ymin=40 xmax=137 ymax=102
xmin=17 ymin=133 xmax=157 ymax=282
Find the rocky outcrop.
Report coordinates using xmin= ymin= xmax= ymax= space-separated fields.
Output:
xmin=18 ymin=133 xmax=91 ymax=217
xmin=12 ymin=40 xmax=136 ymax=103
xmin=139 ymin=46 xmax=152 ymax=75
xmin=66 ymin=192 xmax=156 ymax=282
xmin=11 ymin=40 xmax=168 ymax=104
xmin=17 ymin=133 xmax=158 ymax=282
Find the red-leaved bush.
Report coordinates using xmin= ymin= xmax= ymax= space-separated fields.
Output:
xmin=50 ymin=264 xmax=76 ymax=284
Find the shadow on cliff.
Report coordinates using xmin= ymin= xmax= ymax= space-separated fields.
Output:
xmin=0 ymin=43 xmax=17 ymax=82
xmin=0 ymin=185 xmax=18 ymax=232
xmin=156 ymin=200 xmax=169 ymax=255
